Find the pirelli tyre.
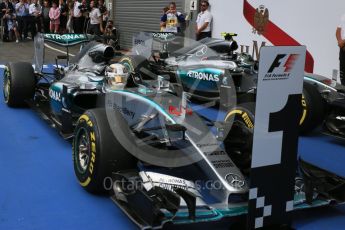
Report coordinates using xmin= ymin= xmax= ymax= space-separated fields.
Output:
xmin=3 ymin=62 xmax=35 ymax=107
xmin=73 ymin=109 xmax=135 ymax=194
xmin=223 ymin=103 xmax=255 ymax=174
xmin=299 ymin=82 xmax=326 ymax=134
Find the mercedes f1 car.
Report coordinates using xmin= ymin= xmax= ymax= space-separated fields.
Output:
xmin=128 ymin=32 xmax=345 ymax=138
xmin=3 ymin=32 xmax=345 ymax=229
xmin=3 ymin=33 xmax=120 ymax=138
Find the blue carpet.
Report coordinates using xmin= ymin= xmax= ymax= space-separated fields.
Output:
xmin=0 ymin=66 xmax=344 ymax=229
xmin=0 ymin=66 xmax=136 ymax=230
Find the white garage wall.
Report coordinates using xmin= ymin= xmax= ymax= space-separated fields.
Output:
xmin=209 ymin=0 xmax=344 ymax=78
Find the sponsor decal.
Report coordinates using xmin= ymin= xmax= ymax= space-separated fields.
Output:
xmin=49 ymin=88 xmax=61 ymax=102
xmin=168 ymin=105 xmax=192 ymax=116
xmin=242 ymin=112 xmax=254 ymax=129
xmin=264 ymin=54 xmax=300 ymax=81
xmin=152 ymin=32 xmax=175 ymax=41
xmin=43 ymin=33 xmax=88 ymax=46
xmin=243 ymin=0 xmax=314 ymax=73
xmin=205 ymin=150 xmax=227 ymax=156
xmin=212 ymin=160 xmax=234 ymax=168
xmin=44 ymin=33 xmax=86 ymax=41
xmin=89 ymin=131 xmax=96 ymax=174
xmin=134 ymin=39 xmax=145 ymax=45
xmin=196 ymin=143 xmax=219 ymax=148
xmin=140 ymin=172 xmax=198 ymax=194
xmin=253 ymin=5 xmax=269 ymax=35
xmin=225 ymin=173 xmax=246 ymax=188
xmin=187 ymin=70 xmax=220 ymax=82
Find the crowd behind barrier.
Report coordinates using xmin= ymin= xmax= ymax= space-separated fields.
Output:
xmin=0 ymin=0 xmax=117 ymax=44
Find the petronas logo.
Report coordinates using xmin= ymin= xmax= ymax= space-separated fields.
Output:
xmin=43 ymin=33 xmax=88 ymax=46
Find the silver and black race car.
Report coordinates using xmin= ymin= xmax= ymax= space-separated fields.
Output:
xmin=3 ymin=32 xmax=345 ymax=229
xmin=3 ymin=33 xmax=118 ymax=138
xmin=71 ymin=48 xmax=345 ymax=228
xmin=128 ymin=32 xmax=345 ymax=139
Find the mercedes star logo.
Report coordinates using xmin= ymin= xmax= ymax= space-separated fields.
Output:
xmin=225 ymin=173 xmax=245 ymax=188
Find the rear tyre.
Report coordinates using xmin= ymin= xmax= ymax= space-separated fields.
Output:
xmin=3 ymin=62 xmax=35 ymax=107
xmin=73 ymin=109 xmax=136 ymax=194
xmin=224 ymin=103 xmax=255 ymax=174
xmin=299 ymin=82 xmax=326 ymax=134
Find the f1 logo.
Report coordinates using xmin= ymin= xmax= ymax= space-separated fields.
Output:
xmin=268 ymin=54 xmax=299 ymax=73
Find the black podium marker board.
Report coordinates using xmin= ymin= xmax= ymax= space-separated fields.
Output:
xmin=247 ymin=46 xmax=306 ymax=229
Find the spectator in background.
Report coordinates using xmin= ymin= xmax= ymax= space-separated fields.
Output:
xmin=49 ymin=1 xmax=60 ymax=33
xmin=103 ymin=19 xmax=119 ymax=49
xmin=79 ymin=0 xmax=88 ymax=33
xmin=160 ymin=6 xmax=169 ymax=32
xmin=195 ymin=0 xmax=212 ymax=41
xmin=98 ymin=0 xmax=107 ymax=31
xmin=42 ymin=0 xmax=50 ymax=32
xmin=160 ymin=2 xmax=185 ymax=33
xmin=336 ymin=14 xmax=345 ymax=85
xmin=16 ymin=0 xmax=30 ymax=40
xmin=1 ymin=0 xmax=15 ymax=41
xmin=29 ymin=0 xmax=42 ymax=37
xmin=1 ymin=0 xmax=15 ymax=18
xmin=2 ymin=8 xmax=20 ymax=42
xmin=72 ymin=0 xmax=82 ymax=33
xmin=58 ymin=0 xmax=67 ymax=33
xmin=87 ymin=0 xmax=101 ymax=35
xmin=66 ymin=0 xmax=74 ymax=32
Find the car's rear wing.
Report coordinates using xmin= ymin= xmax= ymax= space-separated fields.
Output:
xmin=34 ymin=33 xmax=90 ymax=72
xmin=132 ymin=32 xmax=177 ymax=58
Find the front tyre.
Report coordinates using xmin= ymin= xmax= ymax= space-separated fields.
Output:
xmin=73 ymin=109 xmax=135 ymax=194
xmin=3 ymin=62 xmax=35 ymax=107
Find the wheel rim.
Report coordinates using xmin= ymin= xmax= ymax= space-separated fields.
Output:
xmin=3 ymin=68 xmax=10 ymax=103
xmin=75 ymin=128 xmax=91 ymax=174
xmin=225 ymin=120 xmax=253 ymax=173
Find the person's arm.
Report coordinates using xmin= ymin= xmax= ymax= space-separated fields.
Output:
xmin=176 ymin=12 xmax=185 ymax=23
xmin=9 ymin=2 xmax=15 ymax=12
xmin=38 ymin=5 xmax=42 ymax=16
xmin=160 ymin=14 xmax=166 ymax=27
xmin=161 ymin=13 xmax=167 ymax=23
xmin=54 ymin=8 xmax=60 ymax=19
xmin=24 ymin=3 xmax=29 ymax=13
xmin=49 ymin=8 xmax=53 ymax=19
xmin=336 ymin=27 xmax=345 ymax=48
xmin=0 ymin=3 xmax=5 ymax=13
xmin=15 ymin=3 xmax=20 ymax=12
xmin=97 ymin=9 xmax=103 ymax=31
xmin=196 ymin=22 xmax=209 ymax=34
xmin=29 ymin=4 xmax=34 ymax=15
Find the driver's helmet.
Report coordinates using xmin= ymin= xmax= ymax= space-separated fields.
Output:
xmin=105 ymin=63 xmax=129 ymax=89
